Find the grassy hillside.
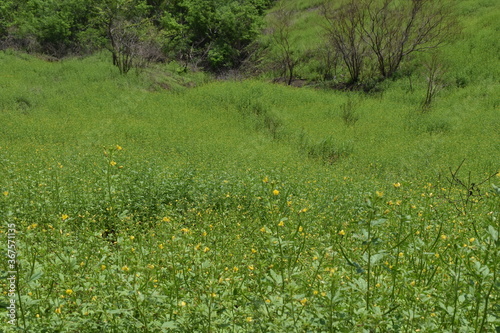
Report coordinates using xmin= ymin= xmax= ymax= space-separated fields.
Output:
xmin=259 ymin=0 xmax=500 ymax=83
xmin=0 ymin=0 xmax=499 ymax=331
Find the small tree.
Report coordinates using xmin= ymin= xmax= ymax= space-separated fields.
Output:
xmin=107 ymin=19 xmax=140 ymax=74
xmin=361 ymin=0 xmax=456 ymax=79
xmin=97 ymin=0 xmax=161 ymax=74
xmin=321 ymin=1 xmax=367 ymax=85
xmin=267 ymin=3 xmax=300 ymax=85
xmin=422 ymin=52 xmax=446 ymax=110
xmin=321 ymin=0 xmax=456 ymax=85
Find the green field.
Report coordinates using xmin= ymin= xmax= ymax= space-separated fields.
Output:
xmin=1 ymin=0 xmax=499 ymax=332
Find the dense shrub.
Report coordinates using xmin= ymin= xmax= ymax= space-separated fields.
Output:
xmin=0 ymin=0 xmax=274 ymax=71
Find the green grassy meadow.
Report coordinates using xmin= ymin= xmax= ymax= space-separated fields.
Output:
xmin=1 ymin=0 xmax=500 ymax=331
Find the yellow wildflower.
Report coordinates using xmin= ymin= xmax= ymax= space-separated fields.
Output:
xmin=338 ymin=230 xmax=346 ymax=236
xmin=61 ymin=214 xmax=69 ymax=220
xmin=65 ymin=289 xmax=73 ymax=295
xmin=393 ymin=182 xmax=401 ymax=188
xmin=122 ymin=265 xmax=130 ymax=272
xmin=273 ymin=189 xmax=280 ymax=196
xmin=109 ymin=161 xmax=117 ymax=167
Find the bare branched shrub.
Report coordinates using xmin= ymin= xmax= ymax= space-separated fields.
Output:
xmin=107 ymin=18 xmax=164 ymax=74
xmin=321 ymin=1 xmax=367 ymax=85
xmin=107 ymin=19 xmax=139 ymax=74
xmin=321 ymin=0 xmax=456 ymax=86
xmin=268 ymin=3 xmax=300 ymax=85
xmin=96 ymin=0 xmax=165 ymax=74
xmin=422 ymin=52 xmax=447 ymax=110
xmin=363 ymin=0 xmax=455 ymax=79
xmin=440 ymin=159 xmax=498 ymax=218
xmin=316 ymin=43 xmax=339 ymax=81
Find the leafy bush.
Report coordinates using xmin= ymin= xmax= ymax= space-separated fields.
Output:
xmin=0 ymin=0 xmax=273 ymax=72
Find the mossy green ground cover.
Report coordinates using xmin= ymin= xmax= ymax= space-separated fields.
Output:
xmin=0 ymin=0 xmax=499 ymax=331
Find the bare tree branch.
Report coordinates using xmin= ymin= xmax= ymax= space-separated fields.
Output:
xmin=321 ymin=0 xmax=456 ymax=85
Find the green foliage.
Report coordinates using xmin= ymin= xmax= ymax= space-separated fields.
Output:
xmin=176 ymin=0 xmax=266 ymax=70
xmin=0 ymin=0 xmax=14 ymax=38
xmin=0 ymin=0 xmax=272 ymax=71
xmin=3 ymin=0 xmax=101 ymax=55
